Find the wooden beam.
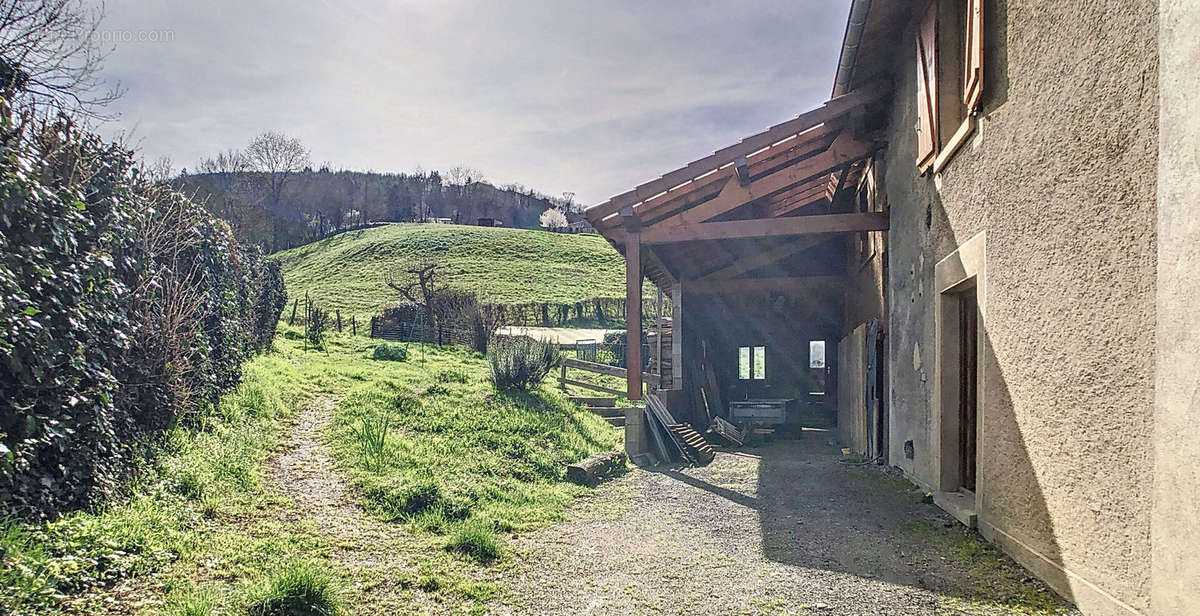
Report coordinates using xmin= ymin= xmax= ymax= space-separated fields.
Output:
xmin=647 ymin=132 xmax=878 ymax=230
xmin=685 ymin=275 xmax=846 ymax=295
xmin=625 ymin=224 xmax=643 ymax=400
xmin=768 ymin=183 xmax=833 ymax=215
xmin=699 ymin=236 xmax=829 ymax=280
xmin=585 ymin=80 xmax=890 ymax=224
xmin=671 ymin=281 xmax=682 ymax=390
xmin=641 ymin=212 xmax=889 ymax=244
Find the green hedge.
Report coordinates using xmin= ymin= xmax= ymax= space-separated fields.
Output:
xmin=0 ymin=114 xmax=286 ymax=517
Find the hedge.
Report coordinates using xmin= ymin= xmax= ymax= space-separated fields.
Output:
xmin=0 ymin=113 xmax=286 ymax=517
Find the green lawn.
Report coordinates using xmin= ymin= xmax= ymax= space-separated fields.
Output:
xmin=275 ymin=224 xmax=631 ymax=322
xmin=0 ymin=327 xmax=621 ymax=615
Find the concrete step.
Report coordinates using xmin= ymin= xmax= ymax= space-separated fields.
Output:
xmin=569 ymin=395 xmax=615 ymax=407
xmin=604 ymin=416 xmax=626 ymax=427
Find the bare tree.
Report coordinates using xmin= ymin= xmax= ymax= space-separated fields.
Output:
xmin=141 ymin=155 xmax=174 ymax=183
xmin=196 ymin=149 xmax=248 ymax=175
xmin=0 ymin=0 xmax=121 ymax=115
xmin=445 ymin=165 xmax=484 ymax=187
xmin=244 ymin=131 xmax=310 ymax=209
xmin=539 ymin=207 xmax=568 ymax=231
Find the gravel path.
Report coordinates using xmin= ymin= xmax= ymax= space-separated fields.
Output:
xmin=504 ymin=433 xmax=1078 ymax=616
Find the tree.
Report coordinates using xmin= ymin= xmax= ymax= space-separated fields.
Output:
xmin=244 ymin=132 xmax=310 ymax=250
xmin=540 ymin=207 xmax=568 ymax=231
xmin=0 ymin=0 xmax=120 ymax=115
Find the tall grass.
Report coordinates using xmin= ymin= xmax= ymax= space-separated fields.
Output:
xmin=351 ymin=415 xmax=391 ymax=473
xmin=246 ymin=560 xmax=341 ymax=616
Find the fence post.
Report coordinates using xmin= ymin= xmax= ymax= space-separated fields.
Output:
xmin=336 ymin=310 xmax=342 ymax=332
xmin=289 ymin=298 xmax=298 ymax=325
xmin=560 ymin=362 xmax=567 ymax=391
xmin=352 ymin=316 xmax=357 ymax=337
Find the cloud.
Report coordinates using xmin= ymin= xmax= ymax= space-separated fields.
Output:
xmin=96 ymin=0 xmax=850 ymax=204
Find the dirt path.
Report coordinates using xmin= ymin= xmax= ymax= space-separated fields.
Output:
xmin=268 ymin=399 xmax=428 ymax=610
xmin=504 ymin=435 xmax=1078 ymax=616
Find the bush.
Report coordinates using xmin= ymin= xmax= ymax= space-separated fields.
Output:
xmin=486 ymin=336 xmax=560 ymax=391
xmin=371 ymin=343 xmax=407 ymax=362
xmin=0 ymin=115 xmax=286 ymax=517
xmin=245 ymin=560 xmax=341 ymax=616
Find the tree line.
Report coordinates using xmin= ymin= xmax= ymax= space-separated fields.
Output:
xmin=171 ymin=134 xmax=587 ymax=252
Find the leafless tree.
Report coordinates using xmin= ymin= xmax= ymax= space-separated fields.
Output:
xmin=196 ymin=149 xmax=248 ymax=175
xmin=141 ymin=155 xmax=173 ymax=183
xmin=445 ymin=165 xmax=485 ymax=187
xmin=0 ymin=0 xmax=122 ymax=116
xmin=244 ymin=131 xmax=310 ymax=209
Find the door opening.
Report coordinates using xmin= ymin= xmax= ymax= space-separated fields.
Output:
xmin=957 ymin=289 xmax=978 ymax=493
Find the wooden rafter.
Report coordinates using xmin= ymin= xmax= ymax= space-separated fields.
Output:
xmin=647 ymin=132 xmax=878 ymax=230
xmin=699 ymin=235 xmax=830 ymax=281
xmin=607 ymin=122 xmax=843 ymax=232
xmin=641 ymin=212 xmax=889 ymax=244
xmin=585 ymin=81 xmax=889 ymax=225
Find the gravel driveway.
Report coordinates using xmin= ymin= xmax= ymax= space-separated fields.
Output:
xmin=502 ymin=433 xmax=1078 ymax=616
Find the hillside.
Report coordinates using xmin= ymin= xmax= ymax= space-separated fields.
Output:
xmin=276 ymin=223 xmax=627 ymax=321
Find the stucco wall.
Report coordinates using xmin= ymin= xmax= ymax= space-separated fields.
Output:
xmin=1151 ymin=1 xmax=1200 ymax=613
xmin=881 ymin=0 xmax=1158 ymax=613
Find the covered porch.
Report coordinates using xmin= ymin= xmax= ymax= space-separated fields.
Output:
xmin=584 ymin=83 xmax=892 ymax=456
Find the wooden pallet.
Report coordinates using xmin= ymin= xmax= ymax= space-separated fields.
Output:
xmin=668 ymin=423 xmax=715 ymax=465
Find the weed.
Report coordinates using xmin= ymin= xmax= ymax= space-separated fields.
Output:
xmin=351 ymin=415 xmax=391 ymax=473
xmin=163 ymin=587 xmax=216 ymax=616
xmin=436 ymin=369 xmax=469 ymax=383
xmin=424 ymin=383 xmax=452 ymax=396
xmin=445 ymin=519 xmax=502 ymax=563
xmin=245 ymin=560 xmax=341 ymax=616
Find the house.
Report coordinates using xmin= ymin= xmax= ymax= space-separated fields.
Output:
xmin=477 ymin=217 xmax=504 ymax=227
xmin=566 ymin=218 xmax=595 ymax=234
xmin=584 ymin=1 xmax=1199 ymax=614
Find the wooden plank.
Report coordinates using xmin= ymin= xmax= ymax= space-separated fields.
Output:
xmin=648 ymin=133 xmax=878 ymax=230
xmin=585 ymin=81 xmax=890 ymax=224
xmin=625 ymin=225 xmax=643 ymax=400
xmin=699 ymin=236 xmax=828 ymax=281
xmin=703 ymin=354 xmax=725 ymax=420
xmin=642 ymin=212 xmax=889 ymax=244
xmin=563 ymin=378 xmax=627 ymax=398
xmin=561 ymin=357 xmax=661 ymax=386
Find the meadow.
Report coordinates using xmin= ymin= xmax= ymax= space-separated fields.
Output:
xmin=275 ymin=224 xmax=631 ymax=323
xmin=0 ymin=326 xmax=620 ymax=615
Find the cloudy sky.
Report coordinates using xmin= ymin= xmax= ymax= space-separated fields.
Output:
xmin=95 ymin=0 xmax=850 ymax=205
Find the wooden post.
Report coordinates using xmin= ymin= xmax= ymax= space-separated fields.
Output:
xmin=655 ymin=288 xmax=663 ymax=388
xmin=672 ymin=281 xmax=683 ymax=390
xmin=623 ymin=210 xmax=643 ymax=400
xmin=560 ymin=363 xmax=567 ymax=391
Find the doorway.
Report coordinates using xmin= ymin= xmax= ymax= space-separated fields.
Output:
xmin=957 ymin=289 xmax=978 ymax=493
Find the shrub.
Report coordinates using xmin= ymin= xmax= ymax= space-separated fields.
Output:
xmin=487 ymin=336 xmax=560 ymax=391
xmin=371 ymin=343 xmax=407 ymax=362
xmin=245 ymin=560 xmax=341 ymax=616
xmin=305 ymin=302 xmax=330 ymax=351
xmin=445 ymin=519 xmax=501 ymax=563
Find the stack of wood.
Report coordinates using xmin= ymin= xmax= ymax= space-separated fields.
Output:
xmin=644 ymin=393 xmax=715 ymax=466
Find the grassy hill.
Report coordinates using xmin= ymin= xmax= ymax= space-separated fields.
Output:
xmin=276 ymin=223 xmax=628 ymax=321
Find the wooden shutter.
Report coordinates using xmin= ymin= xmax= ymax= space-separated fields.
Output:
xmin=915 ymin=2 xmax=939 ymax=167
xmin=963 ymin=0 xmax=984 ymax=110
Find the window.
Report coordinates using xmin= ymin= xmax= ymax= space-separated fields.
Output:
xmin=738 ymin=346 xmax=766 ymax=380
xmin=915 ymin=0 xmax=984 ymax=172
xmin=809 ymin=341 xmax=826 ymax=369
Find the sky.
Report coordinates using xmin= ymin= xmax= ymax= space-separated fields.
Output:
xmin=94 ymin=0 xmax=850 ymax=206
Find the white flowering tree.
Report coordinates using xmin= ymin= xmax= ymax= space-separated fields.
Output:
xmin=539 ymin=208 xmax=568 ymax=231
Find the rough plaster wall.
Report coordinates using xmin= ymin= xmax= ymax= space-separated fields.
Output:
xmin=1151 ymin=1 xmax=1200 ymax=613
xmin=883 ymin=0 xmax=1158 ymax=612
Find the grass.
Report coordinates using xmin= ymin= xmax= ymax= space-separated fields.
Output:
xmin=0 ymin=323 xmax=621 ymax=615
xmin=275 ymin=223 xmax=634 ymax=322
xmin=245 ymin=560 xmax=342 ymax=616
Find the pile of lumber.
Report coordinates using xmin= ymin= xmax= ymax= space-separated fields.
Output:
xmin=644 ymin=393 xmax=715 ymax=466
